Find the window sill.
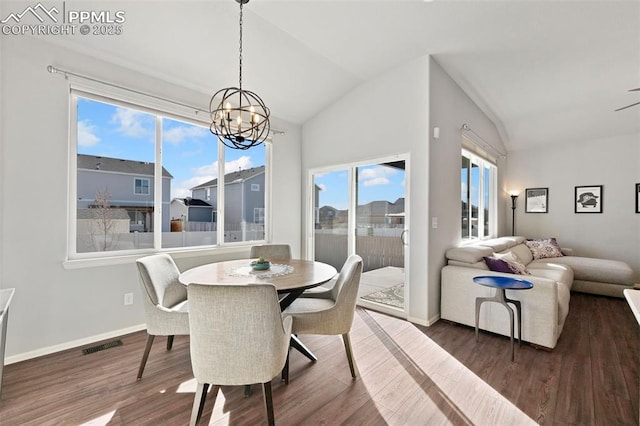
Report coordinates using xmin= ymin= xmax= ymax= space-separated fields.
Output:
xmin=62 ymin=245 xmax=253 ymax=270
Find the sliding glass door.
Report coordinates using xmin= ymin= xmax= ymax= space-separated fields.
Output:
xmin=310 ymin=155 xmax=408 ymax=317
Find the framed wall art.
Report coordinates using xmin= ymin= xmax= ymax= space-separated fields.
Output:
xmin=525 ymin=187 xmax=548 ymax=213
xmin=575 ymin=185 xmax=603 ymax=213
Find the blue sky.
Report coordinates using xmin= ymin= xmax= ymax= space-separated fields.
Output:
xmin=77 ymin=97 xmax=265 ymax=199
xmin=77 ymin=97 xmax=404 ymax=208
xmin=314 ymin=164 xmax=405 ymax=211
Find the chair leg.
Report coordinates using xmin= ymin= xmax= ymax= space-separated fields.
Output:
xmin=137 ymin=334 xmax=155 ymax=380
xmin=262 ymin=381 xmax=275 ymax=426
xmin=244 ymin=384 xmax=253 ymax=397
xmin=342 ymin=333 xmax=359 ymax=378
xmin=166 ymin=335 xmax=175 ymax=350
xmin=281 ymin=351 xmax=290 ymax=384
xmin=190 ymin=382 xmax=212 ymax=426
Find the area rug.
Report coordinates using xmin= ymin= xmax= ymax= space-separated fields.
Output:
xmin=361 ymin=283 xmax=404 ymax=308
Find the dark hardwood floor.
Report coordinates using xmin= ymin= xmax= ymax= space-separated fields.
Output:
xmin=0 ymin=292 xmax=637 ymax=425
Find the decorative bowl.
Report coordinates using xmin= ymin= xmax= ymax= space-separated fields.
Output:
xmin=251 ymin=261 xmax=271 ymax=271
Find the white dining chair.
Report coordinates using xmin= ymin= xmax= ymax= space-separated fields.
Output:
xmin=135 ymin=254 xmax=189 ymax=380
xmin=283 ymin=254 xmax=363 ymax=379
xmin=188 ymin=283 xmax=292 ymax=426
xmin=250 ymin=244 xmax=292 ymax=260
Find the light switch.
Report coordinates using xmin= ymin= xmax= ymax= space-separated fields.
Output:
xmin=431 ymin=217 xmax=438 ymax=228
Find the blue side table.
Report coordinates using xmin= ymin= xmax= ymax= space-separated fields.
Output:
xmin=473 ymin=275 xmax=533 ymax=362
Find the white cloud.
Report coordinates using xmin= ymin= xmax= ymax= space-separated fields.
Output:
xmin=77 ymin=120 xmax=100 ymax=147
xmin=174 ymin=175 xmax=215 ymax=198
xmin=359 ymin=166 xmax=396 ymax=187
xmin=363 ymin=177 xmax=390 ymax=187
xmin=111 ymin=107 xmax=153 ymax=138
xmin=163 ymin=125 xmax=208 ymax=145
xmin=224 ymin=156 xmax=253 ymax=174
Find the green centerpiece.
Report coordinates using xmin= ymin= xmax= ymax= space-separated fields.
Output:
xmin=251 ymin=257 xmax=271 ymax=270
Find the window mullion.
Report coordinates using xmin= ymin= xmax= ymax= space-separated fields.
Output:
xmin=68 ymin=93 xmax=79 ymax=257
xmin=154 ymin=116 xmax=162 ymax=250
xmin=217 ymin=138 xmax=225 ymax=246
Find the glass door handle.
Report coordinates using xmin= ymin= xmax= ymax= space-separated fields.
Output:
xmin=400 ymin=229 xmax=408 ymax=246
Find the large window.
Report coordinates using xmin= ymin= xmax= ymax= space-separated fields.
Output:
xmin=70 ymin=90 xmax=268 ymax=258
xmin=461 ymin=149 xmax=496 ymax=240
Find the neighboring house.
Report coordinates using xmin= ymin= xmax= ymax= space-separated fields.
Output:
xmin=77 ymin=154 xmax=173 ymax=232
xmin=318 ymin=205 xmax=347 ymax=228
xmin=357 ymin=198 xmax=405 ymax=226
xmin=190 ymin=166 xmax=265 ymax=229
xmin=170 ymin=197 xmax=216 ymax=224
xmin=318 ymin=198 xmax=405 ymax=228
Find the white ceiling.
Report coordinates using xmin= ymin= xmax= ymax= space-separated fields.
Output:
xmin=41 ymin=0 xmax=640 ymax=151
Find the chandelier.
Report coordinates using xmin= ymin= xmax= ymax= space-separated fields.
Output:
xmin=209 ymin=0 xmax=270 ymax=150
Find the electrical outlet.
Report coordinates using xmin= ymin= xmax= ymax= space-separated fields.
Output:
xmin=124 ymin=293 xmax=134 ymax=306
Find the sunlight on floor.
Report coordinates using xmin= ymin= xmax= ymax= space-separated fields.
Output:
xmin=357 ymin=310 xmax=537 ymax=425
xmin=78 ymin=410 xmax=115 ymax=426
xmin=175 ymin=377 xmax=198 ymax=393
xmin=174 ymin=379 xmax=233 ymax=425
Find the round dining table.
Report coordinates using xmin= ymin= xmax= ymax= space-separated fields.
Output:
xmin=178 ymin=258 xmax=337 ymax=309
xmin=179 ymin=258 xmax=338 ymax=367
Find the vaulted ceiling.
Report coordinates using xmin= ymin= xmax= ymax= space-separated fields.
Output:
xmin=38 ymin=0 xmax=640 ymax=152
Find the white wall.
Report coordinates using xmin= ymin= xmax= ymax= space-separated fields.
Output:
xmin=302 ymin=56 xmax=432 ymax=324
xmin=0 ymin=35 xmax=302 ymax=360
xmin=508 ymin=133 xmax=640 ymax=277
xmin=428 ymin=58 xmax=508 ymax=319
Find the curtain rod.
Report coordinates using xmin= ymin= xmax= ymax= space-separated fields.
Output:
xmin=460 ymin=123 xmax=506 ymax=158
xmin=47 ymin=65 xmax=285 ymax=136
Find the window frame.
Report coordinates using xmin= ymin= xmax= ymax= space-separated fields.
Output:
xmin=461 ymin=148 xmax=497 ymax=241
xmin=67 ymin=86 xmax=270 ymax=263
xmin=134 ymin=177 xmax=150 ymax=195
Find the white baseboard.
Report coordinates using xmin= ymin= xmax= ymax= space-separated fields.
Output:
xmin=5 ymin=323 xmax=146 ymax=365
xmin=407 ymin=313 xmax=440 ymax=327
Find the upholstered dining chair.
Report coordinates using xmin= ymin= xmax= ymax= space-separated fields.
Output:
xmin=249 ymin=244 xmax=292 ymax=260
xmin=135 ymin=254 xmax=189 ymax=380
xmin=187 ymin=283 xmax=292 ymax=426
xmin=283 ymin=254 xmax=363 ymax=379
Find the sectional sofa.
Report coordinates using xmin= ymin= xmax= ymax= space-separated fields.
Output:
xmin=440 ymin=236 xmax=635 ymax=349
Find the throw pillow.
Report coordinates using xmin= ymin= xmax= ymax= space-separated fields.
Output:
xmin=483 ymin=256 xmax=513 ymax=273
xmin=491 ymin=251 xmax=531 ymax=275
xmin=525 ymin=238 xmax=564 ymax=259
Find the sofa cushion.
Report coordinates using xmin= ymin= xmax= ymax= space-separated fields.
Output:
xmin=446 ymin=245 xmax=493 ymax=264
xmin=525 ymin=238 xmax=564 ymax=259
xmin=493 ymin=252 xmax=531 ymax=275
xmin=527 ymin=262 xmax=574 ymax=288
xmin=508 ymin=244 xmax=535 ymax=265
xmin=447 ymin=260 xmax=489 ymax=269
xmin=483 ymin=256 xmax=513 ymax=273
xmin=533 ymin=256 xmax=634 ymax=285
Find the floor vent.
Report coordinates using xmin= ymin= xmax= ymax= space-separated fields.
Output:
xmin=82 ymin=339 xmax=123 ymax=355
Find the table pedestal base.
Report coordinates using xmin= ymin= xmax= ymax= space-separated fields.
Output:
xmin=475 ymin=288 xmax=522 ymax=362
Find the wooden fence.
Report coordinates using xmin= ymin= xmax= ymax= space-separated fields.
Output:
xmin=315 ymin=233 xmax=404 ymax=272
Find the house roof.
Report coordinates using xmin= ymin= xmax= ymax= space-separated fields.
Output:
xmin=172 ymin=197 xmax=213 ymax=207
xmin=77 ymin=154 xmax=173 ymax=178
xmin=191 ymin=166 xmax=265 ymax=190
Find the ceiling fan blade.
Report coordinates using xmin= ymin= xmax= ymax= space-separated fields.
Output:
xmin=630 ymin=88 xmax=640 ymax=92
xmin=615 ymin=101 xmax=640 ymax=112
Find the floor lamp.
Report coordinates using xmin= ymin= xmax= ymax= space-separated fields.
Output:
xmin=510 ymin=193 xmax=519 ymax=236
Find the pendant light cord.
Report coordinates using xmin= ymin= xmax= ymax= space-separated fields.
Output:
xmin=239 ymin=2 xmax=243 ymax=91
